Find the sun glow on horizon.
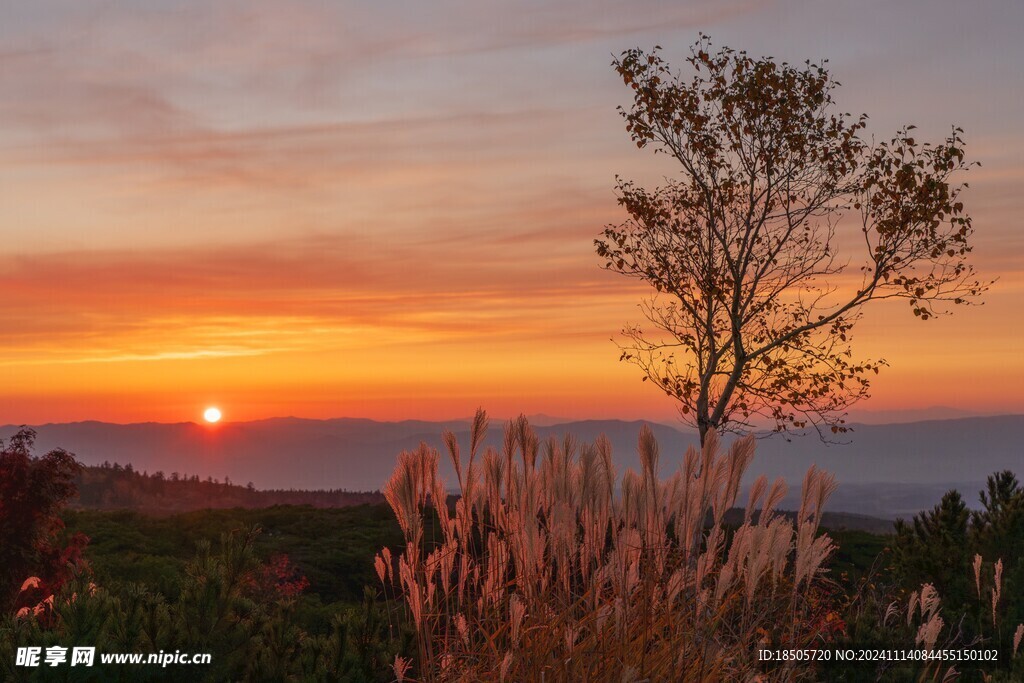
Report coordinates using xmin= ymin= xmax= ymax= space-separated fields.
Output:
xmin=203 ymin=407 xmax=222 ymax=423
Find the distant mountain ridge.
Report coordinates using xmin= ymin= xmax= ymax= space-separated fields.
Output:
xmin=3 ymin=414 xmax=1022 ymax=519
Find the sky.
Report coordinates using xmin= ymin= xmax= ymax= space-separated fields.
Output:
xmin=1 ymin=0 xmax=1022 ymax=425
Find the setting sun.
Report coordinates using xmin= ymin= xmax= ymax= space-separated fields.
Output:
xmin=203 ymin=407 xmax=222 ymax=423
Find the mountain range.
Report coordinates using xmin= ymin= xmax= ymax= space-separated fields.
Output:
xmin=4 ymin=414 xmax=1021 ymax=519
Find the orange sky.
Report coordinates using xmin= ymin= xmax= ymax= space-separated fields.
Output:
xmin=1 ymin=1 xmax=1023 ymax=425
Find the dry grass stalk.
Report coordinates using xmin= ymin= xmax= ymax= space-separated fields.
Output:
xmin=381 ymin=410 xmax=840 ymax=682
xmin=991 ymin=559 xmax=1003 ymax=627
xmin=900 ymin=557 xmax=1024 ymax=682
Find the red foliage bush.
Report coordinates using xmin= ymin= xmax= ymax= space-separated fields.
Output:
xmin=0 ymin=428 xmax=86 ymax=612
xmin=247 ymin=553 xmax=310 ymax=601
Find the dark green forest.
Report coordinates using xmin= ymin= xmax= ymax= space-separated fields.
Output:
xmin=73 ymin=462 xmax=384 ymax=512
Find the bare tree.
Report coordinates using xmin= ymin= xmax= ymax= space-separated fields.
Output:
xmin=596 ymin=38 xmax=988 ymax=445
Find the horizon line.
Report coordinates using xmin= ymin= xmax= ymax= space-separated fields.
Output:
xmin=4 ymin=410 xmax=1023 ymax=431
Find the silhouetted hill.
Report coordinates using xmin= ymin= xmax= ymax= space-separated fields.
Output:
xmin=71 ymin=462 xmax=382 ymax=513
xmin=5 ymin=414 xmax=1021 ymax=518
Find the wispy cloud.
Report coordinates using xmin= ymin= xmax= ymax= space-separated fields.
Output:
xmin=0 ymin=347 xmax=282 ymax=367
xmin=0 ymin=234 xmax=643 ymax=370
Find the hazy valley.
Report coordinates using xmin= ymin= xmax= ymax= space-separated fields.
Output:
xmin=6 ymin=413 xmax=1020 ymax=519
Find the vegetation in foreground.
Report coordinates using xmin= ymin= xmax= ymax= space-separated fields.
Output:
xmin=381 ymin=412 xmax=844 ymax=681
xmin=378 ymin=412 xmax=1024 ymax=682
xmin=3 ymin=422 xmax=1024 ymax=681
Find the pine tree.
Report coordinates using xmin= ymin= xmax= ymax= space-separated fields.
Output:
xmin=892 ymin=490 xmax=972 ymax=609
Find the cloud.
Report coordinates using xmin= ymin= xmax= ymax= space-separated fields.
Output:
xmin=3 ymin=108 xmax=580 ymax=187
xmin=0 ymin=0 xmax=765 ymax=183
xmin=0 ymin=46 xmax=196 ymax=142
xmin=0 ymin=233 xmax=643 ymax=365
xmin=384 ymin=0 xmax=769 ymax=58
